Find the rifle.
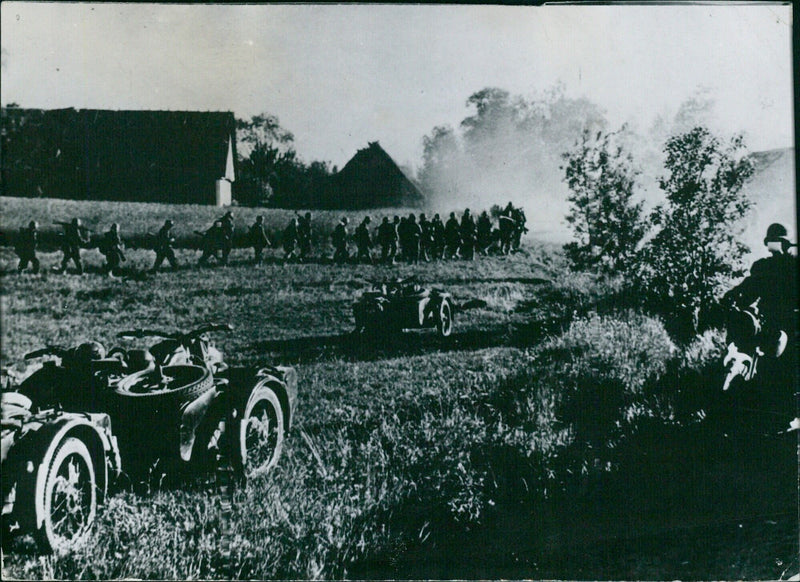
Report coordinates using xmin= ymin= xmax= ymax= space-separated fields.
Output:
xmin=53 ymin=221 xmax=93 ymax=232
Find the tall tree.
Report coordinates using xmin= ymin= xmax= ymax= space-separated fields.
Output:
xmin=561 ymin=125 xmax=646 ymax=272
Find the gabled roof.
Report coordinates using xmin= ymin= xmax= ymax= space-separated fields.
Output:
xmin=329 ymin=141 xmax=424 ymax=209
xmin=1 ymin=108 xmax=237 ymax=204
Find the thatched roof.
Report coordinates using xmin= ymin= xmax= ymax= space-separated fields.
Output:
xmin=1 ymin=107 xmax=236 ymax=204
xmin=328 ymin=141 xmax=424 ymax=209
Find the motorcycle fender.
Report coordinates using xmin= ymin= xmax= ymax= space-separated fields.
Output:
xmin=256 ymin=367 xmax=297 ymax=431
xmin=179 ymin=387 xmax=223 ymax=462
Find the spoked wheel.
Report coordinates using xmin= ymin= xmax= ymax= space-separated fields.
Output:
xmin=35 ymin=437 xmax=97 ymax=553
xmin=234 ymin=386 xmax=284 ymax=479
xmin=436 ymin=299 xmax=453 ymax=337
xmin=114 ymin=364 xmax=213 ymax=406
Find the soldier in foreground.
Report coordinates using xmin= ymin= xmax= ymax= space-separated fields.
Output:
xmin=354 ymin=216 xmax=373 ymax=264
xmin=724 ymin=222 xmax=798 ymax=357
xmin=99 ymin=222 xmax=126 ymax=277
xmin=249 ymin=215 xmax=271 ymax=264
xmin=15 ymin=220 xmax=40 ymax=274
xmin=151 ymin=219 xmax=178 ymax=272
xmin=56 ymin=218 xmax=91 ymax=274
xmin=332 ymin=217 xmax=349 ymax=264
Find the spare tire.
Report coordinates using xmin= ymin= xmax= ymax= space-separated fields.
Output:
xmin=114 ymin=365 xmax=213 ymax=407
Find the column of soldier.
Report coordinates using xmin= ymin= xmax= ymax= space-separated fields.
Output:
xmin=13 ymin=203 xmax=527 ymax=276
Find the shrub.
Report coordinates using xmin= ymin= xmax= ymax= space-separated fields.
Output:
xmin=631 ymin=127 xmax=754 ymax=338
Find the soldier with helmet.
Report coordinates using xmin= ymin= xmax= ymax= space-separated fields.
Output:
xmin=298 ymin=212 xmax=313 ymax=262
xmin=476 ymin=210 xmax=492 ymax=256
xmin=459 ymin=208 xmax=476 ymax=260
xmin=56 ymin=217 xmax=91 ymax=274
xmin=151 ymin=219 xmax=178 ymax=272
xmin=332 ymin=216 xmax=350 ymax=264
xmin=283 ymin=216 xmax=300 ymax=261
xmin=197 ymin=220 xmax=225 ymax=265
xmin=724 ymin=222 xmax=798 ymax=358
xmin=99 ymin=222 xmax=126 ymax=277
xmin=418 ymin=213 xmax=432 ymax=262
xmin=354 ymin=216 xmax=373 ymax=264
xmin=15 ymin=220 xmax=40 ymax=274
xmin=220 ymin=211 xmax=235 ymax=264
xmin=377 ymin=216 xmax=397 ymax=264
xmin=405 ymin=213 xmax=422 ymax=263
xmin=444 ymin=212 xmax=461 ymax=259
xmin=431 ymin=213 xmax=445 ymax=260
xmin=249 ymin=215 xmax=271 ymax=264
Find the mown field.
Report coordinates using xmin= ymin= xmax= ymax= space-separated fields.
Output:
xmin=1 ymin=198 xmax=798 ymax=580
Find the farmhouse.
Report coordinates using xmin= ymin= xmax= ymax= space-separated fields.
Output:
xmin=328 ymin=141 xmax=424 ymax=208
xmin=1 ymin=107 xmax=236 ymax=206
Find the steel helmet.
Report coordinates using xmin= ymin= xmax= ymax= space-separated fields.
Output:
xmin=74 ymin=341 xmax=106 ymax=361
xmin=764 ymin=223 xmax=789 ymax=245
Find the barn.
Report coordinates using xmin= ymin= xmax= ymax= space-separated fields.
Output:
xmin=327 ymin=141 xmax=424 ymax=208
xmin=1 ymin=107 xmax=236 ymax=206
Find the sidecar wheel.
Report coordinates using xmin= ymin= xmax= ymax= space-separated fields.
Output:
xmin=33 ymin=437 xmax=97 ymax=553
xmin=436 ymin=299 xmax=453 ymax=337
xmin=233 ymin=386 xmax=284 ymax=479
xmin=114 ymin=364 xmax=213 ymax=406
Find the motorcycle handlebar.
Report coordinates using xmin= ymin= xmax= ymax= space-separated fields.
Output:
xmin=117 ymin=329 xmax=178 ymax=340
xmin=117 ymin=323 xmax=232 ymax=342
xmin=24 ymin=346 xmax=70 ymax=360
xmin=181 ymin=323 xmax=233 ymax=339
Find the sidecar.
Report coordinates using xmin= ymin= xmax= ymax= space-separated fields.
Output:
xmin=353 ymin=277 xmax=454 ymax=337
xmin=2 ymin=331 xmax=297 ymax=552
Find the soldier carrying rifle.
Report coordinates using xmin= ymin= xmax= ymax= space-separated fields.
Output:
xmin=98 ymin=222 xmax=126 ymax=277
xmin=220 ymin=211 xmax=235 ymax=264
xmin=55 ymin=218 xmax=91 ymax=274
xmin=197 ymin=220 xmax=225 ymax=265
xmin=354 ymin=216 xmax=373 ymax=264
xmin=15 ymin=220 xmax=40 ymax=274
xmin=249 ymin=215 xmax=271 ymax=264
xmin=283 ymin=216 xmax=300 ymax=261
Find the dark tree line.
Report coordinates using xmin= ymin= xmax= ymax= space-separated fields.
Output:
xmin=234 ymin=113 xmax=337 ymax=208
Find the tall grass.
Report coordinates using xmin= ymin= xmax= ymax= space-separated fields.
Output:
xmin=1 ymin=223 xmax=795 ymax=579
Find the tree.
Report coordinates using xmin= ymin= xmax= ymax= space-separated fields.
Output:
xmin=632 ymin=126 xmax=755 ymax=337
xmin=235 ymin=113 xmax=298 ymax=206
xmin=561 ymin=125 xmax=646 ymax=272
xmin=418 ymin=125 xmax=462 ymax=199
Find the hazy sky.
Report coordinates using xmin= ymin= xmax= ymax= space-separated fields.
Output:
xmin=1 ymin=2 xmax=793 ymax=169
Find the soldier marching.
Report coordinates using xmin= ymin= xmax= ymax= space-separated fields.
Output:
xmin=13 ymin=203 xmax=529 ymax=276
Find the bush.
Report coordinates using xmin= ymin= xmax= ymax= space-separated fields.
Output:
xmin=484 ymin=312 xmax=678 ymax=503
xmin=561 ymin=126 xmax=646 ymax=273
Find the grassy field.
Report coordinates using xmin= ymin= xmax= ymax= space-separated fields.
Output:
xmin=1 ymin=196 xmax=472 ymax=252
xmin=0 ymin=205 xmax=797 ymax=579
